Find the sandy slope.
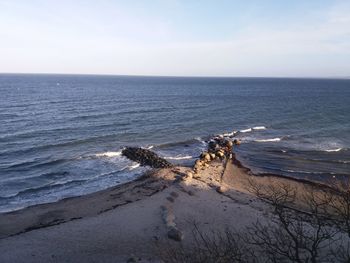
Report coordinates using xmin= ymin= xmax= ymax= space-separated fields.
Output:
xmin=0 ymin=159 xmax=302 ymax=263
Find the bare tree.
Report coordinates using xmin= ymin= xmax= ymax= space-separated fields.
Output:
xmin=327 ymin=178 xmax=350 ymax=238
xmin=246 ymin=179 xmax=349 ymax=263
xmin=156 ymin=223 xmax=256 ymax=263
xmin=157 ymin=178 xmax=350 ymax=263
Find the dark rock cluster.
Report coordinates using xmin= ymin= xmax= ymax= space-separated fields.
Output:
xmin=122 ymin=147 xmax=173 ymax=168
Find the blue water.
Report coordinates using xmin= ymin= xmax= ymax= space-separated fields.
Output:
xmin=0 ymin=74 xmax=349 ymax=212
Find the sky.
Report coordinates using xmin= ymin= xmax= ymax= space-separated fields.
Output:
xmin=0 ymin=0 xmax=349 ymax=77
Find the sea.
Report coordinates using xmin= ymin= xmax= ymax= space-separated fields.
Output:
xmin=0 ymin=74 xmax=349 ymax=212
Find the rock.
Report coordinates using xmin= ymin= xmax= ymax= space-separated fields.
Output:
xmin=122 ymin=147 xmax=173 ymax=168
xmin=233 ymin=139 xmax=241 ymax=145
xmin=166 ymin=196 xmax=175 ymax=203
xmin=186 ymin=172 xmax=193 ymax=179
xmin=195 ymin=160 xmax=203 ymax=167
xmin=204 ymin=163 xmax=209 ymax=168
xmin=167 ymin=227 xmax=183 ymax=241
xmin=193 ymin=174 xmax=201 ymax=179
xmin=227 ymin=140 xmax=233 ymax=148
xmin=170 ymin=191 xmax=179 ymax=198
xmin=208 ymin=141 xmax=218 ymax=151
xmin=200 ymin=152 xmax=208 ymax=158
xmin=127 ymin=256 xmax=138 ymax=263
xmin=209 ymin=153 xmax=216 ymax=160
xmin=188 ymin=190 xmax=195 ymax=196
xmin=216 ymin=186 xmax=227 ymax=194
xmin=203 ymin=153 xmax=211 ymax=162
xmin=164 ymin=213 xmax=176 ymax=227
xmin=216 ymin=151 xmax=224 ymax=158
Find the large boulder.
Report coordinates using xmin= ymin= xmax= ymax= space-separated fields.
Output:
xmin=167 ymin=226 xmax=183 ymax=241
xmin=122 ymin=147 xmax=173 ymax=168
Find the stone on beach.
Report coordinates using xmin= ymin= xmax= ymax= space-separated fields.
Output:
xmin=216 ymin=151 xmax=225 ymax=158
xmin=203 ymin=153 xmax=211 ymax=162
xmin=186 ymin=172 xmax=193 ymax=179
xmin=233 ymin=139 xmax=241 ymax=145
xmin=167 ymin=227 xmax=183 ymax=242
xmin=216 ymin=186 xmax=227 ymax=194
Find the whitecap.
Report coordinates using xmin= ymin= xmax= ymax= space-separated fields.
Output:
xmin=128 ymin=163 xmax=140 ymax=170
xmin=325 ymin=148 xmax=342 ymax=152
xmin=255 ymin=138 xmax=281 ymax=142
xmin=195 ymin=137 xmax=207 ymax=146
xmin=285 ymin=169 xmax=325 ymax=174
xmin=164 ymin=155 xmax=193 ymax=160
xmin=222 ymin=131 xmax=237 ymax=137
xmin=253 ymin=126 xmax=266 ymax=130
xmin=240 ymin=128 xmax=252 ymax=133
xmin=95 ymin=151 xmax=122 ymax=158
xmin=145 ymin=145 xmax=154 ymax=150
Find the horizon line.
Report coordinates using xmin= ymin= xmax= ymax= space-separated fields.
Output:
xmin=0 ymin=72 xmax=349 ymax=80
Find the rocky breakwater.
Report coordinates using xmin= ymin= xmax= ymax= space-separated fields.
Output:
xmin=122 ymin=147 xmax=173 ymax=168
xmin=193 ymin=136 xmax=241 ymax=174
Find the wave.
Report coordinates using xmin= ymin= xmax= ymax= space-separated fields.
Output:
xmin=253 ymin=126 xmax=266 ymax=130
xmin=255 ymin=138 xmax=281 ymax=142
xmin=0 ymin=179 xmax=87 ymax=199
xmin=325 ymin=148 xmax=343 ymax=152
xmin=164 ymin=155 xmax=193 ymax=160
xmin=262 ymin=166 xmax=343 ymax=176
xmin=145 ymin=145 xmax=154 ymax=150
xmin=95 ymin=151 xmax=122 ymax=157
xmin=157 ymin=138 xmax=203 ymax=149
xmin=221 ymin=131 xmax=237 ymax=137
xmin=3 ymin=158 xmax=71 ymax=171
xmin=283 ymin=169 xmax=339 ymax=175
xmin=239 ymin=126 xmax=267 ymax=133
xmin=240 ymin=128 xmax=252 ymax=133
xmin=128 ymin=163 xmax=140 ymax=170
xmin=0 ymin=133 xmax=125 ymax=156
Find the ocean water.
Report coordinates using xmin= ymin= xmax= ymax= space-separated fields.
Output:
xmin=0 ymin=74 xmax=349 ymax=212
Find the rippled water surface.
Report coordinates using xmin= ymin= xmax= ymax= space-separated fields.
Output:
xmin=0 ymin=74 xmax=349 ymax=212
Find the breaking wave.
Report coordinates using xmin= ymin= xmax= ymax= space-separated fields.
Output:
xmin=95 ymin=151 xmax=122 ymax=158
xmin=254 ymin=138 xmax=281 ymax=142
xmin=325 ymin=148 xmax=343 ymax=152
xmin=240 ymin=128 xmax=252 ymax=133
xmin=164 ymin=155 xmax=194 ymax=160
xmin=253 ymin=126 xmax=266 ymax=130
xmin=128 ymin=163 xmax=140 ymax=170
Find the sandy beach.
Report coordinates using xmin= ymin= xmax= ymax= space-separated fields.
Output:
xmin=0 ymin=151 xmax=324 ymax=263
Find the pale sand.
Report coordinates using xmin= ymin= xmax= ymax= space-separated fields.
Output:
xmin=0 ymin=159 xmax=314 ymax=263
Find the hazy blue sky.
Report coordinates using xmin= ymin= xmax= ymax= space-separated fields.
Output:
xmin=0 ymin=0 xmax=349 ymax=77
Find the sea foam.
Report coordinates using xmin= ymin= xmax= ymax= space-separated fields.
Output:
xmin=325 ymin=148 xmax=342 ymax=152
xmin=253 ymin=126 xmax=266 ymax=130
xmin=95 ymin=151 xmax=122 ymax=157
xmin=255 ymin=138 xmax=281 ymax=142
xmin=164 ymin=155 xmax=193 ymax=160
xmin=240 ymin=128 xmax=252 ymax=133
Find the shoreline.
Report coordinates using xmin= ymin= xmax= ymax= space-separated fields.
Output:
xmin=0 ymin=152 xmax=335 ymax=239
xmin=0 ymin=152 xmax=339 ymax=262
